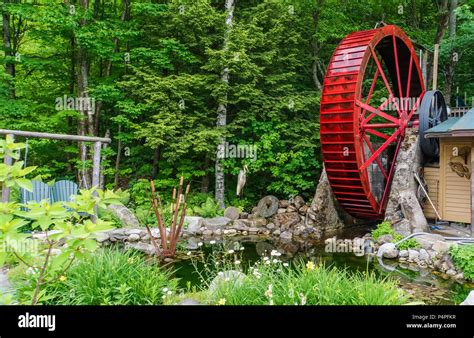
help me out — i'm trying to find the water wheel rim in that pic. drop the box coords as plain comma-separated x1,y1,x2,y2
419,90,448,159
321,25,425,219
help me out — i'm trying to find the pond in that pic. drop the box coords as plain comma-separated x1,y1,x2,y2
171,233,473,305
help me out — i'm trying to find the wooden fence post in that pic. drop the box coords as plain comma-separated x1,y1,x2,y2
2,134,14,202
91,141,102,189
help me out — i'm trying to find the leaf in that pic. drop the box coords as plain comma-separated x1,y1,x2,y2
14,178,33,192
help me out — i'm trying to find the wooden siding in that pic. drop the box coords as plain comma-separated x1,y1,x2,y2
439,139,472,223
422,167,440,219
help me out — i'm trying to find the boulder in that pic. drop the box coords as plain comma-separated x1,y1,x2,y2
399,249,409,258
384,129,428,233
298,205,309,215
377,234,394,244
255,195,279,218
293,196,305,209
125,242,156,256
383,247,399,259
278,200,289,208
107,204,140,228
415,234,445,250
432,240,452,254
418,248,430,262
127,233,141,242
203,217,231,230
306,169,354,235
392,219,411,237
224,207,240,220
185,216,204,234
280,231,293,240
232,220,250,231
408,249,419,261
246,216,268,227
272,212,300,230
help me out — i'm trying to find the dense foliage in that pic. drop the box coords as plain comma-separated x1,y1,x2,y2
11,249,178,304
371,221,419,250
1,0,473,208
199,257,408,305
449,244,474,281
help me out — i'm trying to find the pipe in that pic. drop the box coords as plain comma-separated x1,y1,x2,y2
414,172,441,219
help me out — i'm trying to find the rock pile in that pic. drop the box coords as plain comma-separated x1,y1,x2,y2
374,233,465,281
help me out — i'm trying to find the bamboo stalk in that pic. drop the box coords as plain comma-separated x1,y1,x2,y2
150,180,168,253
170,177,184,242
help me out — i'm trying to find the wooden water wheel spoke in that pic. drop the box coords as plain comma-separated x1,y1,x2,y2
362,135,388,179
364,128,391,140
361,96,393,124
405,55,414,112
369,46,402,117
357,100,400,125
360,128,401,171
407,96,421,121
392,34,404,104
321,25,424,219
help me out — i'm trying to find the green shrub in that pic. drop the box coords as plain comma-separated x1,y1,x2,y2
371,221,419,250
189,197,223,218
197,257,408,305
12,249,178,305
449,244,474,281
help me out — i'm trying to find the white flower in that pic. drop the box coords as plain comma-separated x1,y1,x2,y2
210,240,216,245
272,259,280,264
300,293,307,305
283,262,289,267
198,242,203,247
240,246,245,251
265,260,271,265
163,288,169,293
167,290,173,296
263,256,270,261
218,271,224,276
270,250,281,257
227,249,235,254
234,260,241,265
187,251,192,256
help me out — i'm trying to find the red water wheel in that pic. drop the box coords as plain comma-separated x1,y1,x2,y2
320,25,425,219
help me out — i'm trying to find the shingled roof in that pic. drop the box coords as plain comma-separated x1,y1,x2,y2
425,108,474,138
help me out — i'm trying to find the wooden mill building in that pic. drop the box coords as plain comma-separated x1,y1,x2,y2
423,108,474,231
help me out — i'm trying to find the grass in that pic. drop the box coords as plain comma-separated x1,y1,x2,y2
193,251,409,305
372,221,419,250
11,249,178,305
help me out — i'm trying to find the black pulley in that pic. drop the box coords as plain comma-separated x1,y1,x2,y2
419,90,448,160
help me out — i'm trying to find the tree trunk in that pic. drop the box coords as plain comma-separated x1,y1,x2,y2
76,0,91,188
201,157,210,193
151,147,160,179
114,124,123,189
426,0,449,89
310,0,324,90
444,0,458,106
215,0,235,209
2,0,15,98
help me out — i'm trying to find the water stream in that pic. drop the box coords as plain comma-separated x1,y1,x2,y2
171,233,473,305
